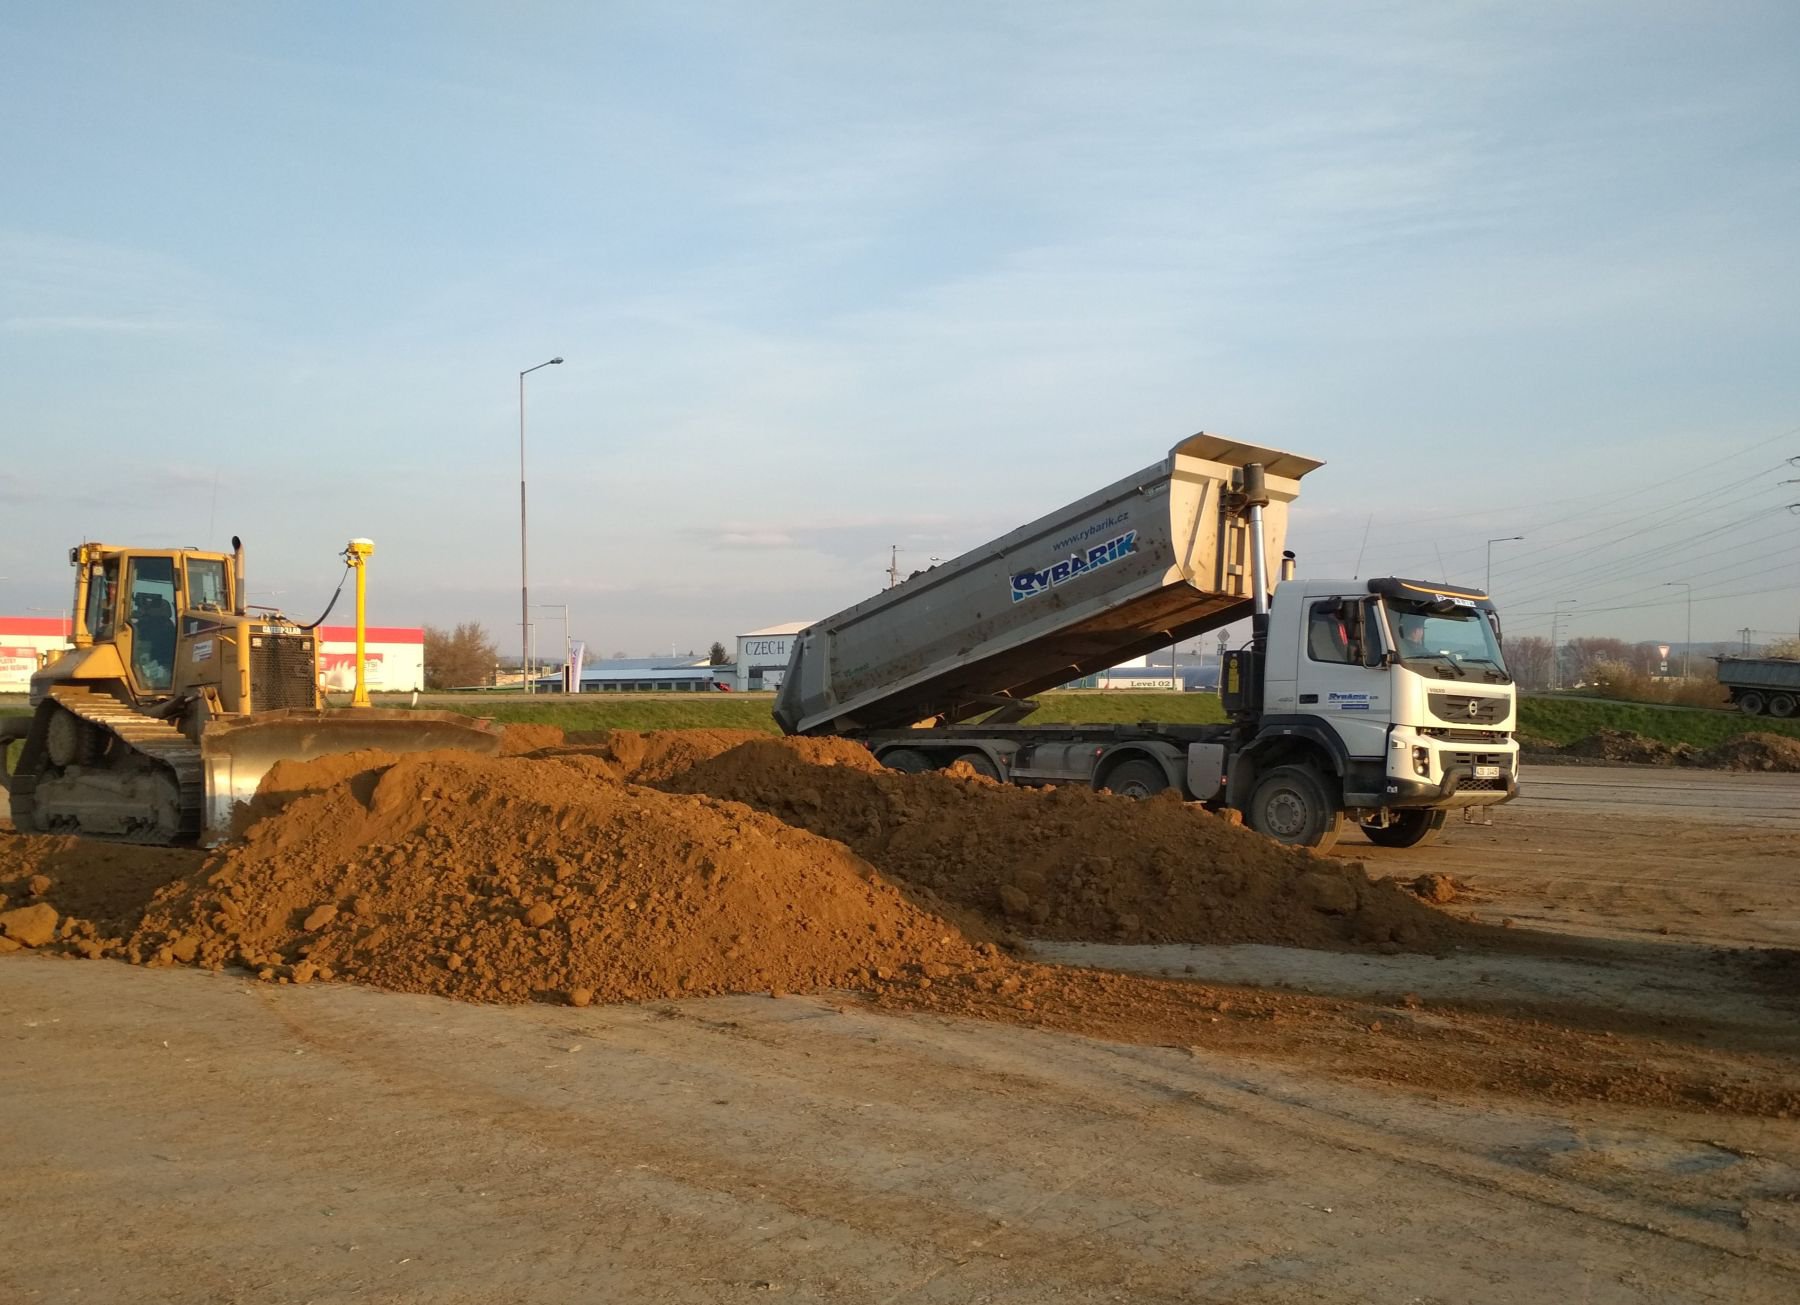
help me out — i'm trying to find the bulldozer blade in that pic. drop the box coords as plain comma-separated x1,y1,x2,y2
199,709,504,842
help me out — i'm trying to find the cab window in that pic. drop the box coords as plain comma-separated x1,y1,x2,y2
187,558,229,611
1306,600,1361,664
86,559,120,640
126,556,178,691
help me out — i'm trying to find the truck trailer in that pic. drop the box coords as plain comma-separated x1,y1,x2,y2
773,433,1519,851
1714,655,1800,717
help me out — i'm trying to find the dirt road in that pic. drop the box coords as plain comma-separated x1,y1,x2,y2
4,957,1798,1305
2,763,1798,1302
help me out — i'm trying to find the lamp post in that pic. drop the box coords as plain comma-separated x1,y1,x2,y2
518,356,564,694
1485,535,1523,595
1550,599,1578,691
1663,582,1692,679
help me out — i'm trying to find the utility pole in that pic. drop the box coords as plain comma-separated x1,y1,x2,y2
1550,600,1578,691
886,545,902,589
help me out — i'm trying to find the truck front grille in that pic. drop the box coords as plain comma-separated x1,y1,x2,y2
250,634,316,711
1428,693,1508,725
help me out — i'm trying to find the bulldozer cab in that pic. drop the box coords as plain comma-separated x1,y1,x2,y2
67,545,252,708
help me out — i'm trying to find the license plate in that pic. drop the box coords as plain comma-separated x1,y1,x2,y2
1474,764,1501,780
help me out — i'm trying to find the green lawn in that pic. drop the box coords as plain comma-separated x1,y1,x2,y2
1515,695,1800,748
12,688,1790,750
450,691,1231,733
463,690,1795,750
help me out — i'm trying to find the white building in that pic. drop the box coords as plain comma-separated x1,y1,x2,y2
316,625,425,693
0,617,425,694
735,623,810,692
0,616,72,692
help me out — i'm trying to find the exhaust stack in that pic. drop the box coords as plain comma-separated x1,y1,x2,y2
1280,550,1296,583
231,535,246,615
1241,463,1271,646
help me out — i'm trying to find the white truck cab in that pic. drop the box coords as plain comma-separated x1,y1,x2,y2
1224,575,1519,847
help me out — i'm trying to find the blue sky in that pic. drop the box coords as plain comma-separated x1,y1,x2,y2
3,1,1797,656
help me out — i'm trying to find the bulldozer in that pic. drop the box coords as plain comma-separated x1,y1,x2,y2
1,537,501,844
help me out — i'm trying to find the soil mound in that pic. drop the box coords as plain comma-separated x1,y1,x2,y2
662,741,1458,952
1700,732,1800,772
496,722,566,755
550,728,785,783
1558,728,1697,766
127,750,986,1004
0,836,200,956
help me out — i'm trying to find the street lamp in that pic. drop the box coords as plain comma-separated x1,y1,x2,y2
1663,582,1692,679
1550,599,1578,691
1485,536,1523,595
518,356,564,694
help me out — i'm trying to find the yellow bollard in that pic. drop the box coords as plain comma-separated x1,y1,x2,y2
343,538,375,708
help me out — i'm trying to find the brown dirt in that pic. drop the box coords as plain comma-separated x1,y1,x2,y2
1702,731,1800,771
863,959,1800,1118
125,749,989,1004
1529,727,1800,772
660,739,1463,952
0,836,200,950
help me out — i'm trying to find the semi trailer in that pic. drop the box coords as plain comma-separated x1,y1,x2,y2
773,433,1519,851
1714,655,1800,717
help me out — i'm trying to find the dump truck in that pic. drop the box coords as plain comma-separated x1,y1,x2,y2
1,538,500,844
773,433,1519,851
1714,654,1800,717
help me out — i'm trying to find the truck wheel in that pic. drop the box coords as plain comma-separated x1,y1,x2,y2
881,748,935,774
1101,758,1170,799
1360,809,1447,848
1248,765,1344,852
1770,693,1798,719
952,750,1001,780
1738,692,1766,716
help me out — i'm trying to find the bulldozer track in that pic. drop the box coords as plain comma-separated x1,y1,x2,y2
10,687,203,842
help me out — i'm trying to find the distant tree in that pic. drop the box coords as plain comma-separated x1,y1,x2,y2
1505,635,1550,689
424,622,498,689
1767,636,1800,659
611,649,628,660
708,641,732,665
1564,637,1632,686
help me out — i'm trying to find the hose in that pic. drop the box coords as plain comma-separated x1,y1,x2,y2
297,566,352,631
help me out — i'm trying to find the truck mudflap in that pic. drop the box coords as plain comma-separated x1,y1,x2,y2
199,709,504,843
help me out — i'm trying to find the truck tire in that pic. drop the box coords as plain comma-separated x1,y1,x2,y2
1738,692,1766,716
1101,758,1169,799
1770,693,1797,719
1248,765,1344,852
881,748,935,774
952,750,1001,780
1360,809,1447,848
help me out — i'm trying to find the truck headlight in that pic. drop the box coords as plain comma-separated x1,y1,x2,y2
1411,746,1431,777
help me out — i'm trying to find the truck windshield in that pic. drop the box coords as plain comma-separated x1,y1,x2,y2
1388,600,1510,682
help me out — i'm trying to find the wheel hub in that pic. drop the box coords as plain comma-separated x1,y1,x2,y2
1263,788,1308,838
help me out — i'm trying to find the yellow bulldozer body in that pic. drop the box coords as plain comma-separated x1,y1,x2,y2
3,540,501,844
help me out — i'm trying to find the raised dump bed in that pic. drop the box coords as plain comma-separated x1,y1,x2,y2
775,434,1321,736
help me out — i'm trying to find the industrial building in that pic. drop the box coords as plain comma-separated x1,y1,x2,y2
735,623,809,692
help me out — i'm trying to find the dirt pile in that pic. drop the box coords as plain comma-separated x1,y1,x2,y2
662,740,1459,952
124,749,987,1003
0,837,200,957
1699,732,1800,772
1557,728,1698,766
1531,727,1800,772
